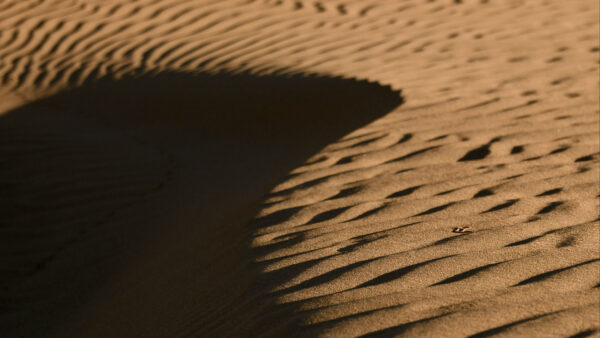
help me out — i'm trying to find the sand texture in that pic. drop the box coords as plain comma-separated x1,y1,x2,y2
0,0,598,337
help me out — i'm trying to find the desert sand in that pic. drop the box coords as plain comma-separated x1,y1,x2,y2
0,0,598,337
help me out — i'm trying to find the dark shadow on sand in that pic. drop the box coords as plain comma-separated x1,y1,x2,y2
0,70,402,337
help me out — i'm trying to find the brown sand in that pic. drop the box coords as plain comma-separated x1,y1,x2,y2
0,0,598,337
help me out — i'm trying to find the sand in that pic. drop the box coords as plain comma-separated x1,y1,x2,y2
0,0,598,337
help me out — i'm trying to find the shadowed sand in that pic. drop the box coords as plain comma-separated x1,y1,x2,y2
0,0,599,337
0,71,402,336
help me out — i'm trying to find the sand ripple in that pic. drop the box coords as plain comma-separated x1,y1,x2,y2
0,0,598,336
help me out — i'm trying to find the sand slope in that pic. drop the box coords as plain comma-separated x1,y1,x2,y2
0,0,598,337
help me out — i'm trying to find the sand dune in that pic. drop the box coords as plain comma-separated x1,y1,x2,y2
0,0,598,337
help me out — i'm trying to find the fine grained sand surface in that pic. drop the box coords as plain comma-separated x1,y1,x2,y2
0,0,598,337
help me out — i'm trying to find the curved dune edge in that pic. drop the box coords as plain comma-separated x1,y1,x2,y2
0,70,403,337
1,0,599,337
